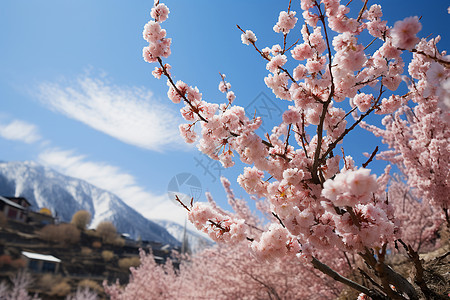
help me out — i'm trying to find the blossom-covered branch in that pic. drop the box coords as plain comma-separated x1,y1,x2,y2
140,0,449,298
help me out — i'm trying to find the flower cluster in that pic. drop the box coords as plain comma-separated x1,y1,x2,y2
322,168,377,207
241,30,257,45
391,16,422,50
142,19,171,63
251,223,301,260
187,202,247,245
273,11,298,34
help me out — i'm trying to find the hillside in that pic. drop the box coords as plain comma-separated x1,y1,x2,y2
0,161,180,246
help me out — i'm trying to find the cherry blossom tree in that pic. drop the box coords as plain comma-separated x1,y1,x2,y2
105,243,348,300
105,178,445,300
388,175,443,253
0,271,40,300
139,0,449,299
105,178,352,299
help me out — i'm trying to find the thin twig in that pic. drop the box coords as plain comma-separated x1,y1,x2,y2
319,84,384,164
311,1,336,185
311,257,386,299
284,124,292,155
357,0,369,22
362,146,379,168
364,37,378,50
175,195,191,212
272,212,285,228
158,58,208,122
208,219,229,232
359,268,385,292
409,48,450,67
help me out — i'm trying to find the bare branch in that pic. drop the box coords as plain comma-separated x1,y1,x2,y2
311,257,387,300
357,0,369,22
272,212,286,228
362,146,379,168
175,195,191,212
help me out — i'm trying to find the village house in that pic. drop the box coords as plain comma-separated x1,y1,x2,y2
21,251,61,274
0,196,30,222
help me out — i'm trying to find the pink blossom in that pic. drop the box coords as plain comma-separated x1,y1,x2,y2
142,45,157,63
293,64,308,80
282,109,301,124
300,0,315,11
366,4,383,20
380,42,401,59
264,72,290,99
291,43,313,61
306,57,326,74
345,169,378,199
391,16,422,50
353,93,373,112
273,11,298,34
426,62,447,85
437,77,450,114
303,10,319,27
261,47,271,58
305,106,322,125
281,168,305,186
322,168,378,206
332,33,366,71
382,74,402,91
251,223,300,260
186,86,202,102
271,44,283,56
266,54,287,73
327,5,360,34
323,0,340,17
167,80,187,104
309,27,326,54
366,19,388,38
226,91,236,104
241,30,257,45
142,20,172,63
150,3,169,22
323,155,341,179
219,150,235,168
187,202,246,245
152,67,163,79
143,21,165,43
332,32,357,52
237,167,266,197
218,80,231,93
179,124,197,143
151,63,170,79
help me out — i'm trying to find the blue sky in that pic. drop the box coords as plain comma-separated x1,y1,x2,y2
0,0,448,229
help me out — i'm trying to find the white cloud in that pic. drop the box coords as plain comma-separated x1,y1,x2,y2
0,120,41,144
37,74,185,152
37,148,196,229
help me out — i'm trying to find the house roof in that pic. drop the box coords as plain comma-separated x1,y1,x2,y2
0,195,25,210
21,251,61,263
5,196,31,207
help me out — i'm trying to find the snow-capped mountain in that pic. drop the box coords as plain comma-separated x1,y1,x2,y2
155,219,214,253
0,161,180,246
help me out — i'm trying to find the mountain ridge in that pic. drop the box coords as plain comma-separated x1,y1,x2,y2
0,160,180,246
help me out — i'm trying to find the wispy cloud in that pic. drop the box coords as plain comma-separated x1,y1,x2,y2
0,120,41,144
37,148,193,228
37,74,185,152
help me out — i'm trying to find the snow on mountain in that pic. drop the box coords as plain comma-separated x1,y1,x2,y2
0,161,180,246
154,219,214,253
